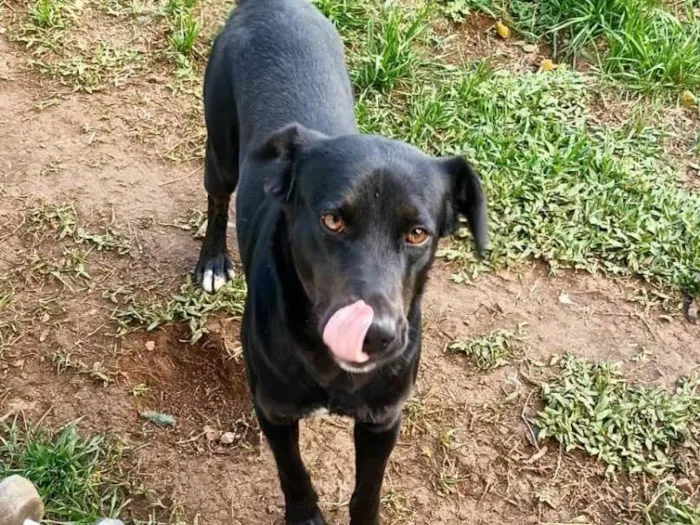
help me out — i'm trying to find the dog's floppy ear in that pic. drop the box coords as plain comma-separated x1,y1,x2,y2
440,156,488,255
254,122,327,202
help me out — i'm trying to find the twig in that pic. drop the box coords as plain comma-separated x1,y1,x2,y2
521,389,539,450
158,165,201,186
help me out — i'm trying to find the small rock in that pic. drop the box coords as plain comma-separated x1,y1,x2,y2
144,341,156,351
522,43,537,53
41,313,50,323
204,425,220,442
558,291,573,305
220,431,236,445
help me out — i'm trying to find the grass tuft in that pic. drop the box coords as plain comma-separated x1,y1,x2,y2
535,354,700,477
448,326,525,370
352,4,428,92
112,274,246,343
0,423,131,523
643,483,700,525
466,0,700,93
27,0,71,30
163,0,202,75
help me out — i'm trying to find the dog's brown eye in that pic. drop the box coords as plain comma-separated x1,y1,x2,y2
406,228,429,245
322,213,345,233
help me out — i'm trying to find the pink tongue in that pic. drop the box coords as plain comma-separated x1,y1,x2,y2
323,300,374,364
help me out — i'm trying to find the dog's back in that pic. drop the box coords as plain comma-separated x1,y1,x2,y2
206,0,357,155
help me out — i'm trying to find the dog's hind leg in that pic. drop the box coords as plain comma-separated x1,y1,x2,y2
195,119,239,292
257,412,326,525
350,419,401,525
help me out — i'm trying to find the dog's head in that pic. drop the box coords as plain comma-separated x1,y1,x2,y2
255,123,487,373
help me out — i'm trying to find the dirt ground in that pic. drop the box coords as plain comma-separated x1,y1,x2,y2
1,5,699,525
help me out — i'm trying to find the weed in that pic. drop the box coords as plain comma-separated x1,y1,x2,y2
436,0,495,23
163,0,202,76
30,202,77,239
535,354,700,476
30,45,142,92
164,0,197,17
352,5,428,92
603,5,700,93
130,383,150,397
27,0,70,30
28,202,132,254
0,423,131,523
112,274,246,343
448,325,526,370
494,0,700,92
435,428,463,495
16,0,74,56
0,290,21,358
77,228,131,255
402,392,443,436
313,0,368,30
381,490,414,521
168,10,201,56
642,482,700,524
171,208,206,235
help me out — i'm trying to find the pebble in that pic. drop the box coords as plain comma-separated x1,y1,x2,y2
204,425,220,442
145,341,156,351
220,432,236,445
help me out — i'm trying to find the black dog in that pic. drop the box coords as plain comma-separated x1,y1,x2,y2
195,0,487,523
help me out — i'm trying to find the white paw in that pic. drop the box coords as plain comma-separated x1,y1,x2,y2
213,272,228,291
202,269,215,293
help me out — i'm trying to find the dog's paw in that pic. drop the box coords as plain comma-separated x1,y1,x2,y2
195,252,235,293
287,514,326,525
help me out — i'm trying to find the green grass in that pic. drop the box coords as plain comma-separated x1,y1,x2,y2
357,63,700,293
352,5,429,92
448,326,525,370
27,0,70,29
535,354,700,477
29,202,132,254
112,274,246,343
313,0,368,30
447,0,700,93
163,0,201,74
0,423,131,523
644,483,700,525
436,0,495,23
603,5,700,93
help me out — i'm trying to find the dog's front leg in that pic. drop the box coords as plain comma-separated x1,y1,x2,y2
257,412,326,525
350,418,401,525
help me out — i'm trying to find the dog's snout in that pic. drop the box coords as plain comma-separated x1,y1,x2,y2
362,315,406,356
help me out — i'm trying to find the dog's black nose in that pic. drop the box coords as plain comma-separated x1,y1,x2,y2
363,319,400,356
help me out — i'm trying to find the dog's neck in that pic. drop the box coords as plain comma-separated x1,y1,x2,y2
271,213,315,335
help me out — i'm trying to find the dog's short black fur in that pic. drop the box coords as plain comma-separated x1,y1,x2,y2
195,0,487,523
